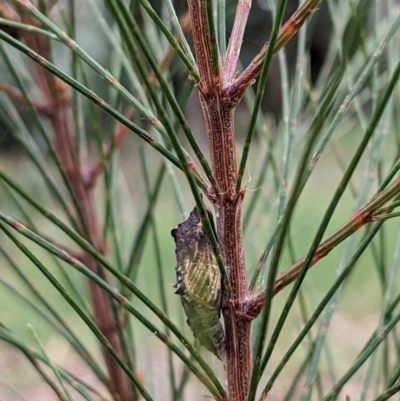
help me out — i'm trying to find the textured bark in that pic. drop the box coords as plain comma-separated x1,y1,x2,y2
199,91,251,400
186,0,253,398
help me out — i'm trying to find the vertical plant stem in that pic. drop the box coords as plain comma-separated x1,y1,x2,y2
4,10,134,399
187,0,252,399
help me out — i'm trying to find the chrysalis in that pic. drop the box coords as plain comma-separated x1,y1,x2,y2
171,207,225,361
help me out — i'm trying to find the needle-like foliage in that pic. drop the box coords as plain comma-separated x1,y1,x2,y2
0,1,400,400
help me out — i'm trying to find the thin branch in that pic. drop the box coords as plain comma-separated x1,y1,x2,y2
187,0,221,95
222,0,252,87
123,0,200,83
0,82,52,116
0,29,187,173
245,176,400,317
147,10,192,85
258,221,383,400
225,0,322,101
85,107,133,189
0,17,58,40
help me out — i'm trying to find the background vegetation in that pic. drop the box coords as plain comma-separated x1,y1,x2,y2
1,0,400,400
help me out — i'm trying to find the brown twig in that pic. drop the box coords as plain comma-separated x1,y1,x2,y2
0,82,53,116
148,11,192,85
86,11,192,190
244,175,400,318
85,107,133,189
222,0,252,87
225,0,321,101
13,7,135,401
187,0,221,96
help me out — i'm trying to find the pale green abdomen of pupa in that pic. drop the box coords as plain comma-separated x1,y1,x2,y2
171,207,225,361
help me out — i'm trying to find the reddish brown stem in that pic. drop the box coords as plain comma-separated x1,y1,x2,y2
86,107,133,189
49,82,134,401
187,0,334,397
188,1,251,399
202,93,250,397
15,12,135,401
0,82,52,116
187,0,220,95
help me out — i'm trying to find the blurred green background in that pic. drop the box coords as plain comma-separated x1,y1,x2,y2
1,0,399,400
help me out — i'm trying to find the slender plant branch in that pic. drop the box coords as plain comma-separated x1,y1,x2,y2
0,220,154,401
226,0,322,100
245,174,400,317
223,0,252,86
